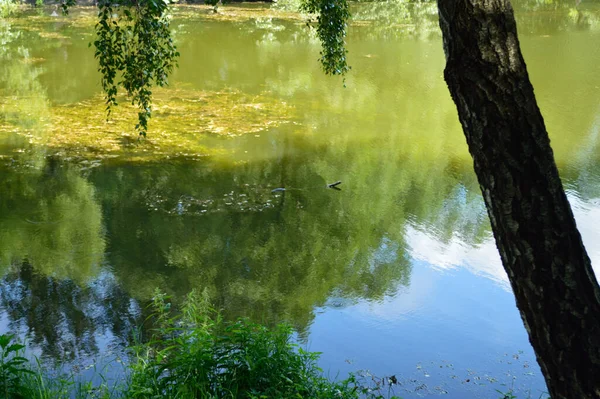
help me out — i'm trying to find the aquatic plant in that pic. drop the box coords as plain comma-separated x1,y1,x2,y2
1,86,294,162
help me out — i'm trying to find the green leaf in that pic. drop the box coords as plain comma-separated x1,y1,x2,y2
6,344,25,354
0,334,13,349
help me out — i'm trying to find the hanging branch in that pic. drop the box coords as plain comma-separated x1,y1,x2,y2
93,0,179,136
300,0,351,77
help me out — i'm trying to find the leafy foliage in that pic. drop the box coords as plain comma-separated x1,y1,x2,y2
127,290,399,399
0,334,33,399
60,0,77,15
300,0,351,76
93,0,179,136
89,0,350,135
0,0,19,18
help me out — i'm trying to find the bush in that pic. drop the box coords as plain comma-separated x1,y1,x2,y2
126,290,393,398
0,0,19,18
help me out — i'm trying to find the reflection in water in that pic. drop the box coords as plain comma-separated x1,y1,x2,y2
0,163,105,282
0,23,49,168
0,3,600,397
89,152,417,332
0,263,139,364
408,192,600,293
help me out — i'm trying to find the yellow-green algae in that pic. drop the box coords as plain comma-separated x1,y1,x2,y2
6,4,305,29
6,7,99,30
4,3,417,33
172,4,304,23
1,86,295,162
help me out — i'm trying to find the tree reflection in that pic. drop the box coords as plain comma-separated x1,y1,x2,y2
0,163,105,281
86,117,489,336
0,262,140,363
0,162,117,361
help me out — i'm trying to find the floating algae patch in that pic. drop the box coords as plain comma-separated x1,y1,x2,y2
171,4,430,31
144,183,284,217
8,5,303,31
172,4,304,24
22,86,295,162
5,3,436,38
18,57,46,65
7,7,99,30
37,31,70,40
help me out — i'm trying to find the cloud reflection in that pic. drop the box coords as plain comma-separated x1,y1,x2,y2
407,192,600,291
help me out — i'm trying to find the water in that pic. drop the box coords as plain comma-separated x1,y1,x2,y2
1,2,600,397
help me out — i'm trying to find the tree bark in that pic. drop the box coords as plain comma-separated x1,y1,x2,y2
435,0,600,397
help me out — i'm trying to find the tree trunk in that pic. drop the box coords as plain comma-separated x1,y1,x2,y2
435,0,600,397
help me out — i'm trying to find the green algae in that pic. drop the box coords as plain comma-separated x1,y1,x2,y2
4,3,416,37
173,4,305,23
1,5,304,164
6,4,304,31
1,86,295,163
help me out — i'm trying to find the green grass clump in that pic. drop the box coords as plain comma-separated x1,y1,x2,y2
0,333,32,398
1,334,116,399
126,290,387,398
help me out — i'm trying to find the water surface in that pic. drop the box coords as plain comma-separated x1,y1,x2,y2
1,2,600,397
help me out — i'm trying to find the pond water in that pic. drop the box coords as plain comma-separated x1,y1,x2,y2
1,2,600,398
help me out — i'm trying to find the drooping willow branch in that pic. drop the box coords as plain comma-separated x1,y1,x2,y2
89,0,349,136
94,0,179,136
300,0,351,77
